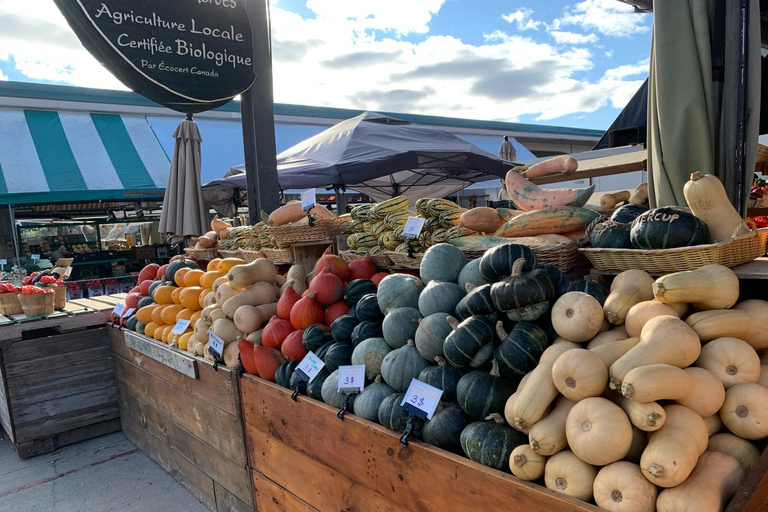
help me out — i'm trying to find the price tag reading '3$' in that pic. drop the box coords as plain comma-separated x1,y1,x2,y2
296,352,325,383
401,379,443,420
337,365,365,393
402,217,425,240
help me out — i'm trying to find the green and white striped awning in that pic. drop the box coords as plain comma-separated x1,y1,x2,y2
0,108,170,205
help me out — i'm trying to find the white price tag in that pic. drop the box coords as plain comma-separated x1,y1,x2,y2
400,379,443,419
301,189,316,211
337,365,365,393
31,254,40,261
122,308,136,319
297,351,325,383
63,267,73,279
402,217,425,240
171,319,191,335
0,259,7,265
112,303,125,317
208,331,225,357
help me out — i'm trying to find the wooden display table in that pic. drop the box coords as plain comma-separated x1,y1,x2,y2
108,327,253,512
0,298,119,458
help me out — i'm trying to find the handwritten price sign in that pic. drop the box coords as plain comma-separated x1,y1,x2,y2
402,217,425,240
171,319,191,335
337,365,365,393
297,352,325,383
301,189,317,211
400,379,442,419
112,303,125,318
208,331,225,358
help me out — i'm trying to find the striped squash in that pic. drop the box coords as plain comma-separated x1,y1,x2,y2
362,221,374,233
432,228,448,244
439,208,467,228
351,204,373,221
425,216,443,231
370,221,389,238
395,242,423,253
392,225,405,239
351,233,377,247
427,199,461,218
446,225,477,240
346,234,359,249
416,198,434,217
378,231,402,249
384,211,413,230
372,196,409,217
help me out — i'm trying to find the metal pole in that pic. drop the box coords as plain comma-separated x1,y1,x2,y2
241,0,280,225
334,185,347,214
8,205,20,268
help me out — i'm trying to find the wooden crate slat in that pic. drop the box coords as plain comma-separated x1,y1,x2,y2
4,345,111,379
5,327,108,362
251,470,319,512
7,359,114,398
13,385,117,424
214,481,253,512
14,401,120,443
124,331,197,379
10,372,117,409
0,309,109,346
726,445,768,512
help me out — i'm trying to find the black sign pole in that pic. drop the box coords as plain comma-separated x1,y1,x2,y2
242,0,280,225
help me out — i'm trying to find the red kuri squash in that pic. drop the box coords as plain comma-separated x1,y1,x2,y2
325,301,350,325
238,340,259,375
253,346,285,381
313,248,349,282
262,315,295,349
277,286,301,320
308,268,344,305
348,257,377,281
290,295,324,329
281,330,308,361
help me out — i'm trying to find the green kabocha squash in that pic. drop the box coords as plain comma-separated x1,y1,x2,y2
378,393,422,438
382,307,422,349
490,259,554,322
414,312,452,362
315,340,335,361
147,280,164,298
590,220,632,249
323,342,353,373
125,316,139,331
565,279,610,305
460,413,527,471
352,376,395,422
479,243,536,282
306,368,330,401
275,361,299,388
380,339,430,392
630,206,710,249
537,263,567,301
302,324,333,352
136,321,146,335
455,283,495,321
611,203,649,224
377,274,424,313
494,322,549,380
355,293,384,322
456,360,517,420
423,403,471,455
418,280,466,317
351,321,383,347
420,243,468,284
330,314,360,344
419,356,463,402
351,337,392,381
344,279,377,307
165,258,199,284
458,258,489,291
137,296,155,309
321,369,357,408
443,315,497,368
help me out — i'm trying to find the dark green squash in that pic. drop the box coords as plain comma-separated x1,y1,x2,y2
611,203,649,224
460,414,527,471
330,315,360,344
443,315,497,368
420,243,468,284
495,322,549,380
165,258,199,284
306,368,330,401
382,307,422,349
630,206,710,249
455,283,495,321
418,281,466,317
323,342,353,373
136,321,146,335
352,376,395,422
355,293,384,322
414,313,452,362
456,360,517,419
275,360,299,388
537,264,567,301
490,259,554,322
380,339,430,392
321,369,357,408
344,279,377,307
378,393,422,439
590,220,632,248
351,321,383,347
377,274,424,313
315,340,336,361
347,304,357,318
423,403,471,455
479,243,536,282
566,279,610,305
458,258,488,291
147,280,164,298
418,356,462,402
125,316,139,331
137,296,155,309
302,324,333,352
351,337,391,381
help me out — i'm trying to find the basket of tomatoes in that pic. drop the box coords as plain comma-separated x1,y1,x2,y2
18,285,55,317
0,283,22,315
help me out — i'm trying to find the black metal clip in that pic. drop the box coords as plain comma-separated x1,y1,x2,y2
400,415,419,447
212,360,219,371
290,378,307,401
406,238,415,258
235,354,245,378
337,392,355,420
307,210,315,226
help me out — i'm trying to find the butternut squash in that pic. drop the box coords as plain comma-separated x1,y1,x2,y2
185,334,198,353
758,363,768,387
216,282,243,306
695,337,761,389
551,292,604,342
605,391,665,432
609,315,700,389
621,365,725,418
600,190,631,209
528,397,576,456
508,341,580,432
593,462,658,512
544,450,597,502
623,300,681,338
687,300,768,350
222,340,241,367
221,281,277,318
203,292,217,308
246,329,262,345
551,349,607,401
628,183,648,205
522,155,578,178
233,302,278,334
458,207,505,233
211,317,243,345
509,445,547,481
590,337,641,369
653,264,739,310
586,326,629,349
720,383,768,440
655,451,747,512
193,318,209,344
684,171,750,242
504,169,594,211
565,397,633,466
503,372,533,433
603,270,654,325
640,405,708,487
227,258,277,290
708,433,762,472
704,413,724,436
212,276,230,293
285,264,307,286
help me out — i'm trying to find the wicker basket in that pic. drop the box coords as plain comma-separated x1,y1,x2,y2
18,291,55,317
184,247,220,260
218,249,242,259
267,219,343,244
53,286,66,310
340,250,392,268
460,238,589,273
240,250,266,262
385,251,424,269
263,248,295,264
581,222,768,273
0,293,23,315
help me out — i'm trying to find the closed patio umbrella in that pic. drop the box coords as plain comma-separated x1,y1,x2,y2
499,136,517,162
159,118,210,241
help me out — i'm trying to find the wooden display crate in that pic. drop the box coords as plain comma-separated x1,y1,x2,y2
108,326,253,512
240,375,768,512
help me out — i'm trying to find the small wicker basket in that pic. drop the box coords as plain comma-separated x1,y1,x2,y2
267,219,343,244
240,250,266,262
218,250,242,259
0,293,23,316
184,247,220,260
52,286,66,310
340,250,392,268
263,248,295,265
18,291,55,317
385,251,424,269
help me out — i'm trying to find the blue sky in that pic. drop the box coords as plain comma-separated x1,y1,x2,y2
0,0,652,131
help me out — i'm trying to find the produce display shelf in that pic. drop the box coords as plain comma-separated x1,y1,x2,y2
70,258,127,266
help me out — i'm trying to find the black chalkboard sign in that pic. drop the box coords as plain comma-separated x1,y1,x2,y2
54,0,257,113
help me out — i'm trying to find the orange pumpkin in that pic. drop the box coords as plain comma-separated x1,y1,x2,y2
174,267,192,287
183,269,205,287
180,286,204,311
153,285,175,305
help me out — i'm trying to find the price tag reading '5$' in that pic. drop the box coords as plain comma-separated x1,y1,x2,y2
402,217,425,240
301,189,316,211
401,379,443,420
337,365,365,393
297,352,325,383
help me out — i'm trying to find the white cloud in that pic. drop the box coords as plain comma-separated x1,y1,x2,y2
502,8,542,31
550,31,599,45
603,58,649,79
553,0,650,38
304,0,445,35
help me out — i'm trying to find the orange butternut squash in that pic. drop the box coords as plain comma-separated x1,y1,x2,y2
589,337,641,369
653,264,739,310
227,258,277,290
551,292,604,343
605,391,665,432
551,349,607,401
623,300,682,338
719,383,768,440
522,155,578,179
586,326,628,349
593,462,658,512
684,171,750,242
603,270,654,325
221,281,277,318
600,190,630,209
509,445,547,481
233,302,278,334
686,299,768,350
708,433,762,472
695,336,761,389
528,397,576,456
544,450,597,502
565,397,632,466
